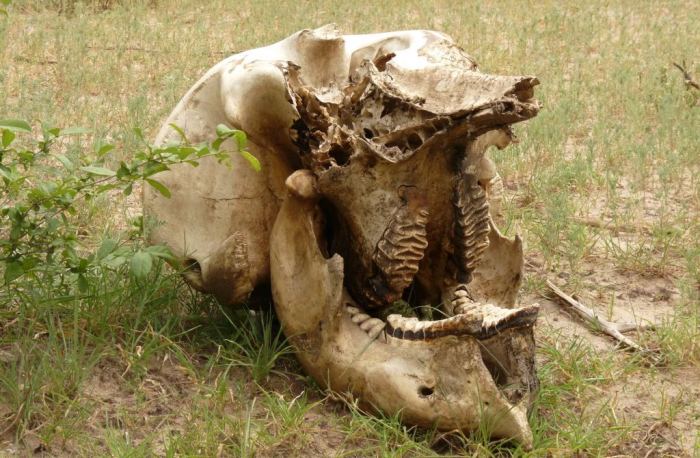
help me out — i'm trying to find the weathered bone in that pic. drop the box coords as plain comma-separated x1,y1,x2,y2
271,184,534,445
346,305,387,339
370,186,429,305
386,302,539,341
144,25,541,447
453,162,491,284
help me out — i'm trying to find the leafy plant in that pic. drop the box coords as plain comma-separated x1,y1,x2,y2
0,119,254,288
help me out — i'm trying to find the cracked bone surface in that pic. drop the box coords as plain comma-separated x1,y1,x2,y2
144,25,540,447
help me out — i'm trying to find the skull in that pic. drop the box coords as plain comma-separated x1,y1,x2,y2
144,25,541,447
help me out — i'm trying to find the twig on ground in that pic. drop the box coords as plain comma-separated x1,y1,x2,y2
575,217,650,235
672,61,700,90
616,322,655,333
15,56,58,65
545,279,649,352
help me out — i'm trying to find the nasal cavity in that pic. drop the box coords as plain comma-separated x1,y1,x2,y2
184,258,201,273
418,386,434,397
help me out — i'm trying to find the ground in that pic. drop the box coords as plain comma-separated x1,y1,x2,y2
0,0,699,456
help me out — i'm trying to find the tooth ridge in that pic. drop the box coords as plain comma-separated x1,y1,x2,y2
453,162,490,283
372,194,429,301
385,293,539,341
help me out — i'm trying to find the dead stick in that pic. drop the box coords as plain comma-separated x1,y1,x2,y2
672,61,700,90
574,217,650,235
545,280,645,351
616,322,655,333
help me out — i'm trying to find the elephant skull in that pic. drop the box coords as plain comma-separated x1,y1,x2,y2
144,25,541,447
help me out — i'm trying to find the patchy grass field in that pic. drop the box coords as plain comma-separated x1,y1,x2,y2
1,0,699,456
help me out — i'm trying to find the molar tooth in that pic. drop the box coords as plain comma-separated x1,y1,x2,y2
360,318,384,332
346,306,362,315
454,300,478,315
400,317,419,332
386,314,403,329
367,322,386,339
352,313,371,324
426,317,447,335
411,321,427,340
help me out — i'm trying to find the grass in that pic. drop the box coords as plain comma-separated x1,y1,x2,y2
1,0,699,456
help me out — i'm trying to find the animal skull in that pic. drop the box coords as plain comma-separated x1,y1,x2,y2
144,25,540,447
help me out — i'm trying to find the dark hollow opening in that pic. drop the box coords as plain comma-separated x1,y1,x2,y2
317,199,339,259
329,145,351,166
184,258,201,273
407,132,423,149
418,386,434,397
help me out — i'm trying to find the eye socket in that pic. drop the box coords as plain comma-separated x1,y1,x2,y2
418,386,434,397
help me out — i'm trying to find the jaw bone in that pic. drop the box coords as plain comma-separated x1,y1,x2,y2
271,171,535,447
143,25,542,446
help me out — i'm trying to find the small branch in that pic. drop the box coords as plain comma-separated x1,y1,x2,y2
574,217,650,235
545,279,647,352
672,61,700,90
15,56,58,65
616,322,655,333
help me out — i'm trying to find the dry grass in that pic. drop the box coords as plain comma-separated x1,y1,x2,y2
1,0,699,456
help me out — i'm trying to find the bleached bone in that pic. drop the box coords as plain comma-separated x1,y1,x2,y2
144,25,541,447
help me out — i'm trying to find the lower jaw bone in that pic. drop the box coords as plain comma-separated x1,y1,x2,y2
270,179,535,448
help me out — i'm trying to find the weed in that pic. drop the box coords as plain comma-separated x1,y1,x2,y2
221,309,294,384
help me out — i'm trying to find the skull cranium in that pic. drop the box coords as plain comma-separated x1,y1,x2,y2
144,25,541,447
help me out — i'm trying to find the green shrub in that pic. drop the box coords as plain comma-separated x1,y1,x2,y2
0,119,253,294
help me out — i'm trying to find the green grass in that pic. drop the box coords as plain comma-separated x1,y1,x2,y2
2,0,699,456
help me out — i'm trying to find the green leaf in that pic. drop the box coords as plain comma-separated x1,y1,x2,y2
132,127,146,143
232,131,247,150
77,274,89,292
96,143,115,157
56,154,73,169
46,217,60,233
215,124,237,137
145,245,175,261
239,150,261,172
96,238,118,260
123,183,133,196
145,178,171,198
174,145,196,160
46,127,61,138
211,137,224,151
168,123,189,143
130,251,153,279
4,261,23,283
142,162,169,178
145,248,174,264
17,149,34,163
0,119,31,133
1,129,15,147
80,166,115,177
